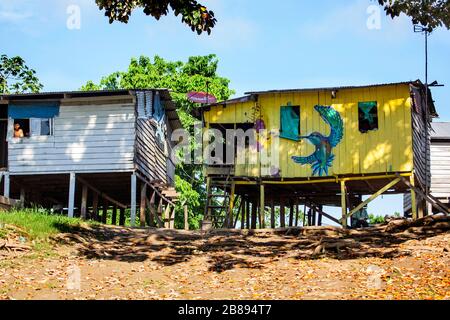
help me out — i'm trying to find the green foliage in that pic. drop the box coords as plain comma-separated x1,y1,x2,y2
368,214,386,225
82,54,234,229
0,54,43,94
377,0,450,30
96,0,216,34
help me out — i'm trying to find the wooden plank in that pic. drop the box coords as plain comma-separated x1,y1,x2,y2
3,172,10,198
130,173,137,227
80,184,88,220
68,172,76,218
169,206,176,229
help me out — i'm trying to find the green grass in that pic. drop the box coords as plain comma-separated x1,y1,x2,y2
0,208,97,241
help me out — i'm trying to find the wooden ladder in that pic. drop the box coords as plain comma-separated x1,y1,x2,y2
205,175,233,229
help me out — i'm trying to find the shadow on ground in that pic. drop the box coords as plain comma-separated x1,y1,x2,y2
51,215,450,273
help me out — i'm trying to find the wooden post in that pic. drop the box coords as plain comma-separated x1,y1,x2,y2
270,199,275,229
111,205,117,225
295,203,299,227
157,198,163,227
184,205,189,231
102,199,108,224
164,203,171,229
312,206,316,226
280,198,286,228
251,201,257,229
228,182,236,228
3,172,10,199
68,172,76,218
139,183,147,227
341,180,347,228
260,184,265,229
289,202,294,227
80,184,88,220
149,191,156,227
130,173,137,227
245,199,250,229
92,193,99,221
20,188,26,206
170,206,176,229
241,198,246,230
303,202,307,227
318,205,323,226
119,207,125,226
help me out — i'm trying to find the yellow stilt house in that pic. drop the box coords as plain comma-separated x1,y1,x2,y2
200,81,439,229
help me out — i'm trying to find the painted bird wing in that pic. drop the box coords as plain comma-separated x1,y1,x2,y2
315,105,344,148
292,153,317,165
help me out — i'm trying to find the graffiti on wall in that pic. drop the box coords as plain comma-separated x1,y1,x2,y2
292,105,344,177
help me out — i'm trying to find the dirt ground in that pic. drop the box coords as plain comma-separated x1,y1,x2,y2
1,220,450,300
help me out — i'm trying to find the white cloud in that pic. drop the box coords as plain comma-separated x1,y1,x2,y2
0,10,32,23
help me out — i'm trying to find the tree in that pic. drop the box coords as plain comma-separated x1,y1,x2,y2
81,54,234,229
0,54,43,94
95,0,216,34
377,0,450,30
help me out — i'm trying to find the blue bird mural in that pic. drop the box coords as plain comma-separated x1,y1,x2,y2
292,105,344,177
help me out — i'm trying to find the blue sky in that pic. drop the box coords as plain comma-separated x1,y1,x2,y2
1,0,449,219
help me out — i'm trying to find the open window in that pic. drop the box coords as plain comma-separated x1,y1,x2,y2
358,101,378,133
9,102,59,139
280,104,300,141
13,118,53,138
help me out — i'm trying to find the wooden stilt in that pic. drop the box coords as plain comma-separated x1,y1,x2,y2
20,188,26,206
260,184,265,229
157,198,163,227
149,191,156,227
280,198,286,228
289,202,294,227
92,193,99,221
80,184,88,220
164,203,171,228
111,205,117,225
184,205,189,231
318,205,323,226
139,183,147,227
303,202,307,226
245,199,250,229
295,202,299,227
251,201,257,229
68,172,76,218
130,173,137,227
102,199,108,224
169,206,176,229
119,207,125,226
228,182,236,228
270,199,275,229
341,180,347,228
241,198,246,230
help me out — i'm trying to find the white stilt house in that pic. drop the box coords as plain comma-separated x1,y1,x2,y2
0,89,180,227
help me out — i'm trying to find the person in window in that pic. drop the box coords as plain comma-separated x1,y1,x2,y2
14,123,24,138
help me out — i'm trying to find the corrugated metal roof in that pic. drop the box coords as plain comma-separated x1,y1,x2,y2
431,122,450,139
0,89,183,130
244,81,414,95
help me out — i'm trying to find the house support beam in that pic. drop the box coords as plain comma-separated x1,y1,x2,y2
260,184,265,229
346,178,402,220
140,183,147,227
340,180,347,228
130,173,137,227
80,184,88,220
68,172,76,218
